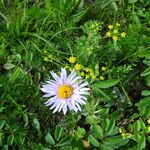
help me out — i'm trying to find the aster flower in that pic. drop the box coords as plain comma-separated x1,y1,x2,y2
41,68,90,115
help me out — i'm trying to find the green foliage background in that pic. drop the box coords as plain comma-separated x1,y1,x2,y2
0,0,150,149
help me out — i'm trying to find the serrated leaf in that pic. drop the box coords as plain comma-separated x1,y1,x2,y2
7,134,14,145
92,124,103,140
33,118,40,131
45,132,55,145
54,126,63,141
3,63,15,70
92,79,118,89
88,134,99,147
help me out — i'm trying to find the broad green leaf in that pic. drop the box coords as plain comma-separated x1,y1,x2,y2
92,124,103,140
0,120,5,129
7,134,14,145
141,90,150,96
137,134,146,150
75,127,86,139
88,134,99,147
133,120,142,133
33,118,40,131
54,126,63,141
86,115,98,125
45,132,55,145
105,119,116,136
111,2,118,11
92,79,118,89
3,63,15,70
103,135,129,149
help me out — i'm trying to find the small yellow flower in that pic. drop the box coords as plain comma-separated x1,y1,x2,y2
106,32,111,37
44,57,49,62
101,66,107,71
112,36,118,41
108,25,113,30
69,56,77,64
116,23,120,27
65,65,69,69
121,32,126,37
75,64,81,71
147,118,150,124
121,133,126,138
85,68,90,72
147,126,150,131
119,128,123,133
80,72,85,77
100,76,105,80
86,74,90,79
113,30,118,34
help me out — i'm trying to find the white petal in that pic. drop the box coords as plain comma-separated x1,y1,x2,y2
53,101,62,113
79,82,89,88
66,70,76,83
50,71,63,84
61,68,67,83
43,93,55,98
50,99,60,110
63,104,67,115
75,103,81,111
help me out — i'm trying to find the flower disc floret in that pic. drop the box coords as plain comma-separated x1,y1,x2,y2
58,85,73,99
41,68,90,114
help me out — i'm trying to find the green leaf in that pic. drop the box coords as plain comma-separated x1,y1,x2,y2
141,67,150,76
141,90,150,96
0,120,5,129
59,136,71,146
54,126,63,141
7,134,14,145
75,127,86,139
111,2,118,11
45,132,55,145
92,79,118,89
88,134,99,147
3,63,15,70
33,118,40,131
128,0,137,3
103,135,129,149
137,134,146,150
86,115,98,125
9,67,24,82
133,120,142,133
105,118,116,136
92,124,103,140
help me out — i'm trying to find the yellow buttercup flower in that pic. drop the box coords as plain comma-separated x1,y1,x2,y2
108,25,113,30
44,57,49,62
100,76,105,80
75,64,81,70
147,126,150,131
106,32,111,37
116,23,120,27
113,30,118,34
147,118,150,124
112,36,118,41
101,66,107,71
69,56,77,64
86,74,90,79
81,72,85,77
121,32,127,37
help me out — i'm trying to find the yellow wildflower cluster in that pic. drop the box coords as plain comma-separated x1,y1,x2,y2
106,23,127,41
147,118,150,132
43,50,53,62
118,127,132,139
91,22,99,32
99,66,107,80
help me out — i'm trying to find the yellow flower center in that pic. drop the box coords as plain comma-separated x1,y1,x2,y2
58,84,73,99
